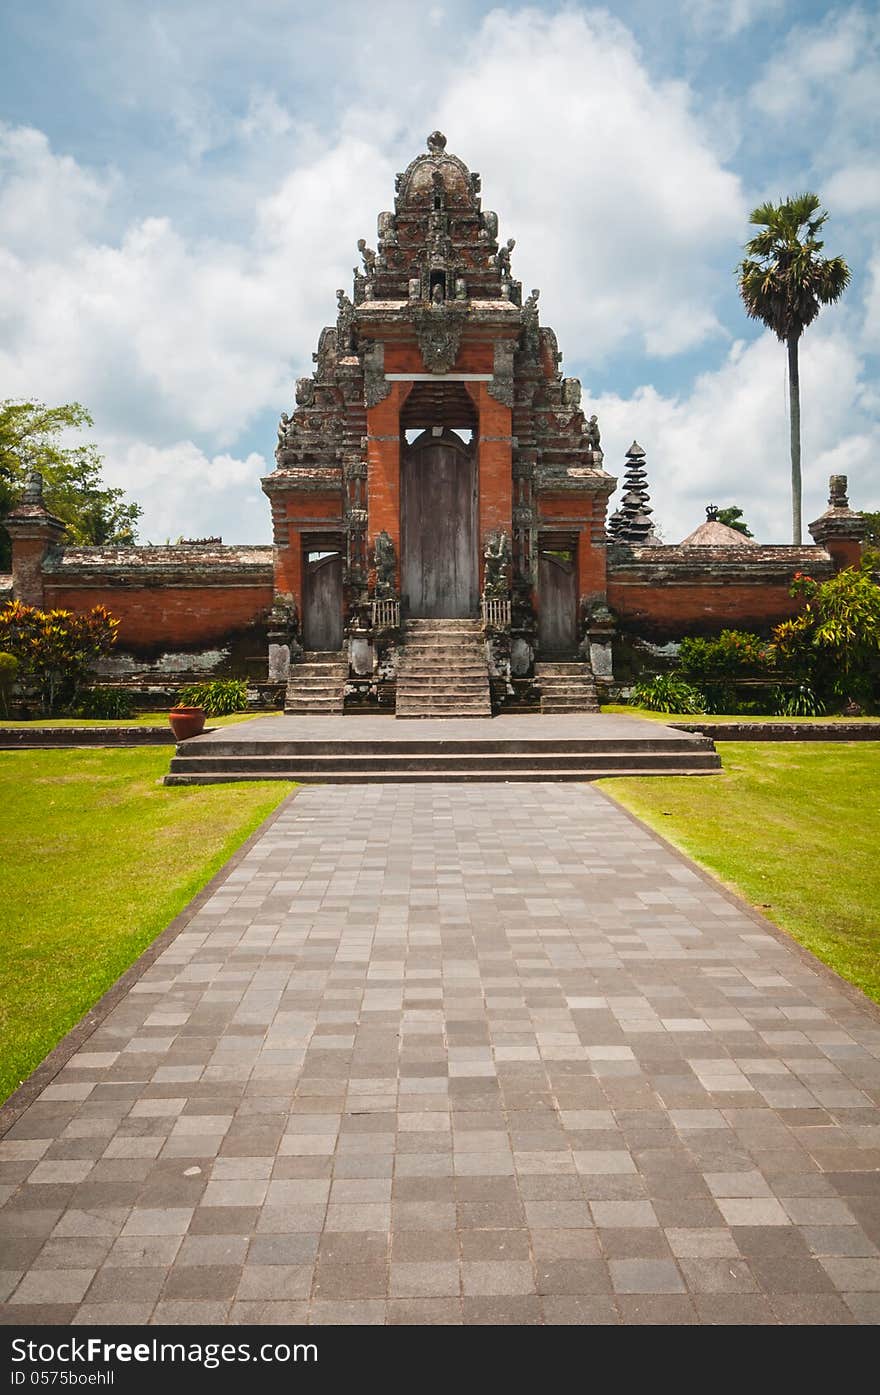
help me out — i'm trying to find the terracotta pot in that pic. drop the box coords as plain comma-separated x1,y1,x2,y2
168,706,206,741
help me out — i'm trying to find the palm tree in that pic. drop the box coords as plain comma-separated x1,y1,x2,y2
737,194,850,544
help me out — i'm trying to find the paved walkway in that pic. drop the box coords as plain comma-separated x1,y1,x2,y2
190,712,696,745
2,783,879,1326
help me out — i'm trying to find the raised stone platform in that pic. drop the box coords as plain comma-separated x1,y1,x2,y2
164,713,720,785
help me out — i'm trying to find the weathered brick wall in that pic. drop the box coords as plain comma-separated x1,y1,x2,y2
41,546,274,658
607,543,835,639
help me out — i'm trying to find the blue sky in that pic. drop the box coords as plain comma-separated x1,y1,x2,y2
0,0,877,544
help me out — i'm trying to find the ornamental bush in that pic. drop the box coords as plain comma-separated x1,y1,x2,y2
774,564,880,706
631,673,705,714
677,629,775,682
0,601,120,714
177,678,249,716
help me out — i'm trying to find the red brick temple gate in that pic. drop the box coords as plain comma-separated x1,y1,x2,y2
263,130,617,715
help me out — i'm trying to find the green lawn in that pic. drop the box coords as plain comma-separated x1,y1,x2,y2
599,742,880,1004
0,711,282,728
601,704,874,723
0,749,295,1102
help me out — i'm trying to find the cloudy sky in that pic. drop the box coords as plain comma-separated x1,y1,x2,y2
0,0,877,544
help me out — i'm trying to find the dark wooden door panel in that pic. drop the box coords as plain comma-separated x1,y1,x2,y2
538,550,577,654
303,551,343,651
401,437,477,618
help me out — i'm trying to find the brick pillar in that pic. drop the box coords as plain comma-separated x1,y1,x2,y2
6,472,66,608
467,382,513,590
808,474,866,571
366,382,412,588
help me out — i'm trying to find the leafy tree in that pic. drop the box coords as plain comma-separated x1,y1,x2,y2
0,600,120,714
737,195,850,545
860,510,880,549
774,564,880,706
0,400,142,569
714,506,753,538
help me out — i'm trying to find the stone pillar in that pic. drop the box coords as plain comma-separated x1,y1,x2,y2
808,475,866,570
6,472,66,608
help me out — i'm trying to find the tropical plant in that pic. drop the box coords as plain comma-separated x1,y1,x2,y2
631,674,705,714
0,400,142,569
0,600,120,714
774,564,880,705
177,678,249,716
678,630,775,682
772,683,826,717
0,651,18,717
714,506,753,538
76,686,137,719
737,195,850,544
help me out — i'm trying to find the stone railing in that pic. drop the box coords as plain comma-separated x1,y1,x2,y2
481,597,511,628
371,598,400,629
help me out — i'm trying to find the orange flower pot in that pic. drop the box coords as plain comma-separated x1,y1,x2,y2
168,706,206,740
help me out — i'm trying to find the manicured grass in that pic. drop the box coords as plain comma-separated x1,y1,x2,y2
0,749,295,1102
0,711,282,728
601,704,873,723
599,743,880,1004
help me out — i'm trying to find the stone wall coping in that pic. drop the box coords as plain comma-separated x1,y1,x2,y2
44,545,274,573
668,721,880,742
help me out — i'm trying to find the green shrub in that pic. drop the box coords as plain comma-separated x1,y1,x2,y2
773,684,826,717
0,652,18,717
177,678,249,716
0,600,120,713
774,564,880,706
678,629,775,682
76,686,136,719
631,674,705,714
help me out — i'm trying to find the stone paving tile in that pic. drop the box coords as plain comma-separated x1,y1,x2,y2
2,781,880,1326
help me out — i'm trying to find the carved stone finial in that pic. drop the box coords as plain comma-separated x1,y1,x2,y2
706,504,718,521
22,469,44,504
829,474,849,508
427,131,447,154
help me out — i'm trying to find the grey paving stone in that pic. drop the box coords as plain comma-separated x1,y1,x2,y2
3,780,879,1328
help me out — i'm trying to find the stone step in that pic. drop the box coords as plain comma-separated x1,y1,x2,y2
180,734,716,756
169,750,720,775
166,765,719,785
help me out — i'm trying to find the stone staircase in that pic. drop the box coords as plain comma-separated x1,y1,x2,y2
536,661,600,713
284,652,347,715
396,619,492,718
165,725,722,784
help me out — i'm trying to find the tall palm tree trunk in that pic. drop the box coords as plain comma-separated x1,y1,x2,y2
787,333,802,544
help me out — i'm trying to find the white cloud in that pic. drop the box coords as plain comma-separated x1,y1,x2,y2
586,321,877,543
749,6,880,181
431,9,745,362
102,439,268,543
0,124,116,257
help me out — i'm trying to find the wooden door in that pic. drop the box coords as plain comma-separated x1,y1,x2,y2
303,549,343,651
538,547,577,654
401,432,477,618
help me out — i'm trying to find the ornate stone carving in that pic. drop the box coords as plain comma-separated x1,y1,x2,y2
357,238,377,274
483,530,511,597
488,341,515,408
562,378,581,410
377,211,397,247
295,378,315,408
521,288,541,358
372,530,397,597
495,238,515,276
426,130,447,155
413,302,467,373
346,507,368,534
336,289,355,352
362,341,390,407
585,413,601,451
